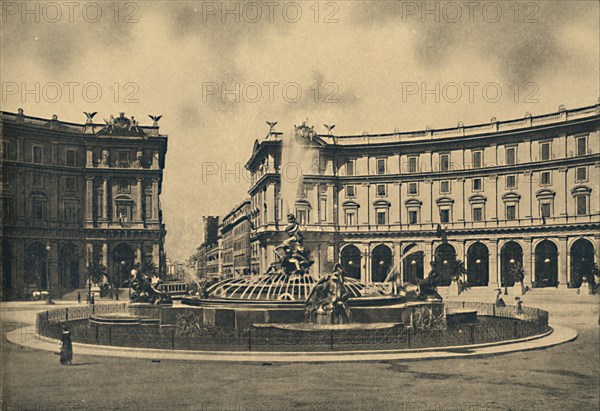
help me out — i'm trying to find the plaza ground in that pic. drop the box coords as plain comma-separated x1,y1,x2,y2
1,289,599,411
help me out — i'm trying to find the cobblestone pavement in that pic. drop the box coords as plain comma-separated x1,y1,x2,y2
2,291,598,411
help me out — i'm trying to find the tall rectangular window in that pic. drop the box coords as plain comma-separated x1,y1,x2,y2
540,171,551,185
118,151,130,168
346,160,355,176
345,209,356,225
506,175,517,189
473,178,482,191
319,197,327,221
64,202,77,223
408,157,418,173
376,184,386,197
297,209,308,225
540,142,551,161
577,136,587,156
440,209,450,223
66,150,76,166
440,180,450,194
33,146,42,164
66,177,75,191
473,207,483,222
32,199,45,220
408,182,418,195
506,204,517,220
576,167,587,182
376,210,388,225
346,185,356,198
32,173,42,187
472,151,482,168
1,142,8,159
408,210,418,225
506,146,517,165
440,154,450,171
541,203,551,218
377,158,386,175
576,196,587,215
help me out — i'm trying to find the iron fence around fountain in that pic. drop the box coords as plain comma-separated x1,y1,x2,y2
36,301,550,352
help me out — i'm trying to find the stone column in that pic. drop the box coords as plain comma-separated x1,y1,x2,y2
558,237,568,288
101,243,108,270
523,171,532,219
557,168,568,221
136,178,143,222
86,243,94,267
86,149,94,167
152,243,160,266
595,236,600,267
457,178,465,222
17,171,25,220
489,175,498,221
102,178,108,222
151,179,159,222
523,238,533,287
488,240,499,287
423,180,432,224
136,245,143,264
48,242,59,290
85,176,94,223
424,242,434,275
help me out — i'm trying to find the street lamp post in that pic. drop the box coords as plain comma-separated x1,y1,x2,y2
119,260,128,300
507,258,516,295
45,244,53,304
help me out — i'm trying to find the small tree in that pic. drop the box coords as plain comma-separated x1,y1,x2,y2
439,257,469,294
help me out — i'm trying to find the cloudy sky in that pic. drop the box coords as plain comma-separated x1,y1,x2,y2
2,1,598,260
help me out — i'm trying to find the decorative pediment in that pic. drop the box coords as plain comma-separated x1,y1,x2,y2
502,192,521,202
295,199,312,209
436,196,454,205
114,194,134,202
468,194,487,204
342,200,360,208
373,199,391,208
536,189,556,199
405,199,422,207
571,185,592,195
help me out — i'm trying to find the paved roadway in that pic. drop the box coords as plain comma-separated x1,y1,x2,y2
1,290,598,411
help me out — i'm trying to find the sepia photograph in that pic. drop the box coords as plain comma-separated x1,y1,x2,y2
1,1,599,410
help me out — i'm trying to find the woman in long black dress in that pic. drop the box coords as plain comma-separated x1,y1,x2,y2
60,326,73,365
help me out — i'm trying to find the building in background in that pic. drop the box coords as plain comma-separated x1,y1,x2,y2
245,103,600,289
220,199,252,277
0,110,168,300
190,216,220,279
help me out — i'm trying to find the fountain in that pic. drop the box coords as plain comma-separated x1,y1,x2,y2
179,121,447,331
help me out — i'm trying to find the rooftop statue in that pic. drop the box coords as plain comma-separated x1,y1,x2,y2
294,120,317,142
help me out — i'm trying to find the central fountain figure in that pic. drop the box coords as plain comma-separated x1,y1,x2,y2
273,213,314,275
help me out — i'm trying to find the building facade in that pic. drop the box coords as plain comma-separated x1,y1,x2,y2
190,216,220,279
245,103,600,289
220,199,252,277
0,110,168,300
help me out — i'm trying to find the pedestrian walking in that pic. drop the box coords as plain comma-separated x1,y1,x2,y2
59,326,72,365
77,292,81,304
